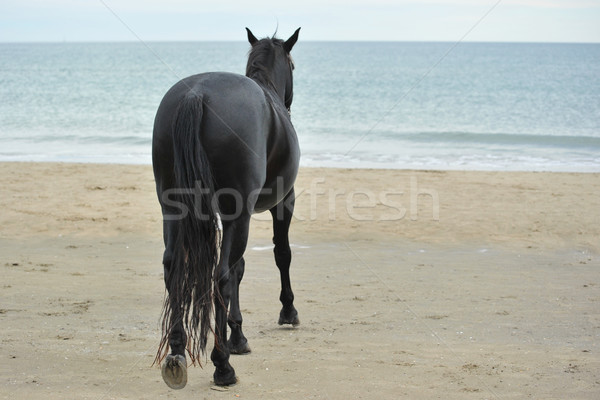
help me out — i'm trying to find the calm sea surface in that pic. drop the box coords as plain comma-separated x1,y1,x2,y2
1,41,599,171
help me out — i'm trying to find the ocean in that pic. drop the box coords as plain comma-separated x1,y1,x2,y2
1,41,599,171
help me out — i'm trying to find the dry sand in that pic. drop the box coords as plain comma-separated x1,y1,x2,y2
0,162,599,399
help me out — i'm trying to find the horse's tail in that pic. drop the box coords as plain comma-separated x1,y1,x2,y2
156,93,221,367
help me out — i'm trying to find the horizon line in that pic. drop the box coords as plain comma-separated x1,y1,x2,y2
1,39,599,45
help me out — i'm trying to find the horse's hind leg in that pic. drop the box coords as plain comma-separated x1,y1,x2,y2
270,188,300,326
211,214,251,386
227,257,251,354
160,219,188,390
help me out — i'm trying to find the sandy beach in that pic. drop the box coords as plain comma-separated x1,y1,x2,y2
1,162,599,399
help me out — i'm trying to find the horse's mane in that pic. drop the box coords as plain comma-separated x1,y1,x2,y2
245,37,285,90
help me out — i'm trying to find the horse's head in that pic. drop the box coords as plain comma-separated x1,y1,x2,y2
246,28,300,113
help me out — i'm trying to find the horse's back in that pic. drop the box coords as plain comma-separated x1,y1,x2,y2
153,72,267,145
153,72,269,183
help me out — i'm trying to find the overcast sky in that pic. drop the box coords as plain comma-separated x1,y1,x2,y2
1,0,599,43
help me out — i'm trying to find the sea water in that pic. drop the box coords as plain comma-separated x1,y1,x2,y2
1,41,599,171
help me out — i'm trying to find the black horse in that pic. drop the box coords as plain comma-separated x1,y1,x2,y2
152,28,301,388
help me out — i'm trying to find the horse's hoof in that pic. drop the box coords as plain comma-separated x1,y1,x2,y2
161,354,187,390
228,339,251,355
213,367,237,386
278,309,300,326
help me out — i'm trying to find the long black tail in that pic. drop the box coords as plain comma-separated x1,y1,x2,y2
156,93,221,366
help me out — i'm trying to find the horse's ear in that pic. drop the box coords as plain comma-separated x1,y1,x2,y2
246,27,259,46
284,27,301,53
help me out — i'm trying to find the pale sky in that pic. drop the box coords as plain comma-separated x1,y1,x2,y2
1,0,599,43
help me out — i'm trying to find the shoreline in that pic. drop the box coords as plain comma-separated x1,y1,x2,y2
2,159,600,174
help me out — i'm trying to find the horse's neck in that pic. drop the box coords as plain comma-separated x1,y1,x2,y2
249,77,292,131
249,72,285,107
